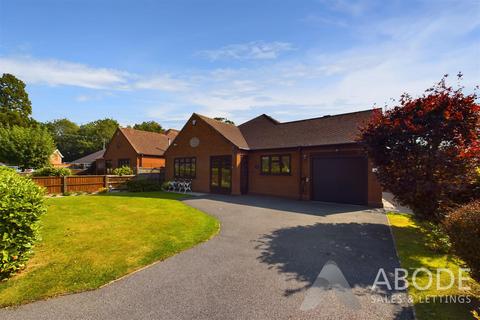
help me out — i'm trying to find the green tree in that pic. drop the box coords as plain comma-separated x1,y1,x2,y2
78,118,118,154
133,121,165,133
0,73,33,127
0,126,55,170
214,117,235,125
44,119,81,161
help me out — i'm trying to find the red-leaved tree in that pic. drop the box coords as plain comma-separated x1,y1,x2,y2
360,74,479,222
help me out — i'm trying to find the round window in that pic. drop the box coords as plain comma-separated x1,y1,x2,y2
190,137,200,148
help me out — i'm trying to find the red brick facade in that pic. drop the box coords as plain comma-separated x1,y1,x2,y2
165,113,383,207
98,128,170,174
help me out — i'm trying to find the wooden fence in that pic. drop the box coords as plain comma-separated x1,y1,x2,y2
31,175,136,194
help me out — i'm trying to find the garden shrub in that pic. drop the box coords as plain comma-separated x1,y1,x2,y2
443,200,480,282
360,75,479,222
126,179,162,192
112,165,133,176
32,166,72,177
161,181,170,191
0,167,46,280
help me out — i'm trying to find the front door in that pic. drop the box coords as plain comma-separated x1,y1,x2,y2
210,156,232,194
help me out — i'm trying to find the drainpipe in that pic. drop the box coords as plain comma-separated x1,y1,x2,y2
298,146,303,200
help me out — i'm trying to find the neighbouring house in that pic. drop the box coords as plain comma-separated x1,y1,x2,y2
96,127,178,174
70,149,106,171
164,110,383,207
49,149,65,167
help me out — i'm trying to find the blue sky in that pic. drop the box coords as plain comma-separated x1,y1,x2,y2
0,0,479,129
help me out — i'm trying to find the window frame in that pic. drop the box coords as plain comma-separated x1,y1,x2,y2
260,154,291,176
174,157,197,178
118,158,130,168
105,160,113,174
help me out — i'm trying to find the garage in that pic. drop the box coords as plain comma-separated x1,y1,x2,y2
311,156,368,205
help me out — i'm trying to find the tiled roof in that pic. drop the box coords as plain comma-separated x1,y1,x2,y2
195,114,250,149
238,109,376,149
165,129,180,139
119,127,177,156
70,149,105,164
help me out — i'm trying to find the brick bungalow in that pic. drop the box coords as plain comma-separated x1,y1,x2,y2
164,110,383,207
97,127,178,174
49,149,64,167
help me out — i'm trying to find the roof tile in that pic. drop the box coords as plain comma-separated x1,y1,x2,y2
119,127,178,156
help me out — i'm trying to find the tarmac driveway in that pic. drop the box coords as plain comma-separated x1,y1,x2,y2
1,195,414,320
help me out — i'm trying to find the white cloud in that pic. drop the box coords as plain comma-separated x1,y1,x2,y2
0,56,129,89
0,56,191,93
198,41,295,61
135,75,189,92
176,6,480,122
145,107,193,123
2,1,478,126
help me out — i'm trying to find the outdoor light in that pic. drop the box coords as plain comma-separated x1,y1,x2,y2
192,119,197,126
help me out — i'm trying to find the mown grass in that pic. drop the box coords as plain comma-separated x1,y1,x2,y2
388,213,480,320
0,192,219,307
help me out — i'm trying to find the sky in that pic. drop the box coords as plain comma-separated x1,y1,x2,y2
0,0,479,129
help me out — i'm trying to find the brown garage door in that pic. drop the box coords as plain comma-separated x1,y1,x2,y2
311,156,368,205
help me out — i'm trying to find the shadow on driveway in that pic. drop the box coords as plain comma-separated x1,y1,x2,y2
254,222,415,319
98,192,380,216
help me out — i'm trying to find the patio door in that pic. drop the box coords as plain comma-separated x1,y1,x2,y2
210,156,232,194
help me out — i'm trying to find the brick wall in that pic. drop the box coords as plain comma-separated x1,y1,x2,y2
164,114,239,194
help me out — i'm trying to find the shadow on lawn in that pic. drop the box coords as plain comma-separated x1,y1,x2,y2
254,222,415,319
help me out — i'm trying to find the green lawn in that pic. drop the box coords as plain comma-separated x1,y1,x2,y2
388,213,480,320
0,192,219,307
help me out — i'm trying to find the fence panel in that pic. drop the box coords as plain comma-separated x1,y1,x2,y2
31,176,63,194
31,174,140,194
107,175,134,190
66,175,105,193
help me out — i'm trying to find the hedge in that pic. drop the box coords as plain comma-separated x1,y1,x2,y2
0,167,46,279
444,200,480,282
112,166,133,176
31,166,72,177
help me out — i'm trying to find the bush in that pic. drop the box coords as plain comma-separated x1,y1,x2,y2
112,166,133,176
443,200,480,282
360,75,479,222
32,166,72,177
126,179,162,192
161,181,170,191
0,167,46,279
